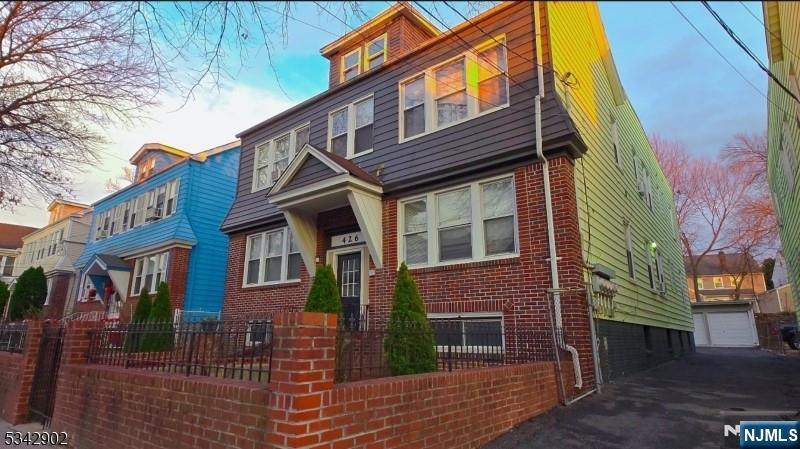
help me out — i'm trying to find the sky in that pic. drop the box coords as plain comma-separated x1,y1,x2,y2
1,1,770,228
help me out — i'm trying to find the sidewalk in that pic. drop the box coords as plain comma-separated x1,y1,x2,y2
0,420,60,448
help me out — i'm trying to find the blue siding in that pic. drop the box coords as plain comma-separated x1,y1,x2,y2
183,148,240,313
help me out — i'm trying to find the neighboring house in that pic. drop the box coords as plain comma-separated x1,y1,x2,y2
0,223,38,287
13,200,92,319
764,1,800,321
685,253,767,302
772,250,789,287
220,1,691,385
756,284,796,314
71,141,240,322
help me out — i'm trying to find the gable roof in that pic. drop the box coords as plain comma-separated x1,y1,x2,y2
270,144,381,196
684,253,760,276
0,223,39,250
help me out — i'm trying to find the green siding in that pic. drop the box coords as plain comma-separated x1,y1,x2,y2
765,2,800,321
547,2,692,331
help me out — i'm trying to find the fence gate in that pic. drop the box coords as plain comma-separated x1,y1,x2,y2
29,323,65,427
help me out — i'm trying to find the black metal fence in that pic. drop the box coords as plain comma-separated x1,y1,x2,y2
29,323,64,427
87,319,274,384
0,322,27,353
335,320,562,383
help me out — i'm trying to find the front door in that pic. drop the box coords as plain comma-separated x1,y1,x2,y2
336,252,362,329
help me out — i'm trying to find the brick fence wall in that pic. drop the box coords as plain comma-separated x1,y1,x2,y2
0,320,42,425
44,312,572,449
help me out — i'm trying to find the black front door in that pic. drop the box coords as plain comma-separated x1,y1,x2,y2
336,252,361,329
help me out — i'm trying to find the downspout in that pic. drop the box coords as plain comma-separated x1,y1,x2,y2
532,0,582,390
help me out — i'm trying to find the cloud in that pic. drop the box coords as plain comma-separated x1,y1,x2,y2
0,84,295,227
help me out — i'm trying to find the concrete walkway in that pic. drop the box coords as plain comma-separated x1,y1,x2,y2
482,348,800,449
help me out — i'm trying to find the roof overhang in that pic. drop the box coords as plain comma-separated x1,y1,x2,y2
129,143,191,165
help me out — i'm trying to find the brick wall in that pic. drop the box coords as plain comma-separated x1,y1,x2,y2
0,320,42,424
41,273,72,319
223,158,595,391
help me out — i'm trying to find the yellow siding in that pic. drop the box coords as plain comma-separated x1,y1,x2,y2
546,1,693,331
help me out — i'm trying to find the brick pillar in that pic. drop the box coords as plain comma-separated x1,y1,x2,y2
267,312,338,449
60,320,96,366
5,320,43,424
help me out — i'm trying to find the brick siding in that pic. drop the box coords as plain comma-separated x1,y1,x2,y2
41,273,72,319
223,157,596,391
0,320,42,424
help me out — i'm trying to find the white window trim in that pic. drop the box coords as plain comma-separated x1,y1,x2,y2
366,33,388,69
129,251,169,296
251,123,310,193
327,94,374,159
340,47,362,82
611,119,622,168
398,35,510,144
242,226,301,288
712,276,724,289
624,223,636,280
427,312,505,353
398,173,518,269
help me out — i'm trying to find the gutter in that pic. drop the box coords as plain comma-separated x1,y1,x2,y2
532,0,582,391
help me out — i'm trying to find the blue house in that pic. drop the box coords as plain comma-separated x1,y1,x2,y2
70,141,240,321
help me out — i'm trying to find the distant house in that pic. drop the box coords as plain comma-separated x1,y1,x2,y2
70,141,240,322
685,252,767,302
13,200,92,319
0,222,38,287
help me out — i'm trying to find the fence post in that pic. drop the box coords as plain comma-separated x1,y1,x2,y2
60,320,95,367
266,311,338,449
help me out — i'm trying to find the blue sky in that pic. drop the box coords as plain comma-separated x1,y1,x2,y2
2,1,770,227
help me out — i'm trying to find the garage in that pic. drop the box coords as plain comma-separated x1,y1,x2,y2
691,301,759,347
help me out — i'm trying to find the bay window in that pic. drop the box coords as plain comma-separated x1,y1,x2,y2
328,95,374,158
252,124,310,192
399,175,517,266
131,251,169,296
243,227,301,286
399,37,510,140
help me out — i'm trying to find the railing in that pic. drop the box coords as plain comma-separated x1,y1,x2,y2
334,320,561,383
0,322,27,353
87,320,274,384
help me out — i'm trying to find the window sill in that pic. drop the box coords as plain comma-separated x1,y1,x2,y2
398,103,510,144
407,255,519,274
241,279,302,290
346,149,374,159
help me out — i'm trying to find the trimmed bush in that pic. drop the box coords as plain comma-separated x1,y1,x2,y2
8,267,47,320
142,282,174,352
384,262,436,376
304,265,342,314
124,289,151,352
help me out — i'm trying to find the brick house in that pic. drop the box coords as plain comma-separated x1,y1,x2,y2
0,223,38,289
221,1,692,386
12,200,92,319
70,141,240,322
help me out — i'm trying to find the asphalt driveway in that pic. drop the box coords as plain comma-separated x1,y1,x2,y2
482,348,800,449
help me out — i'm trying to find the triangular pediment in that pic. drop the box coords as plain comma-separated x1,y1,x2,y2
270,144,381,197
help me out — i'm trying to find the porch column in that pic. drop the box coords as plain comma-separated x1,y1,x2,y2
283,209,318,277
347,190,383,270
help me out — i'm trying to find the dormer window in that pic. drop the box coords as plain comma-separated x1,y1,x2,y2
139,158,155,180
366,34,387,69
342,48,362,82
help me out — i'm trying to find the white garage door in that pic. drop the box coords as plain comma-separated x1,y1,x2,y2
692,313,710,346
693,311,758,347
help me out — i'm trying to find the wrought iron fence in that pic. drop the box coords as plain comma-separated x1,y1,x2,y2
87,319,274,384
334,319,562,383
0,322,27,353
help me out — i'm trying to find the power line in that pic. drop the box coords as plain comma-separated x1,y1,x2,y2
737,1,800,62
669,2,790,118
701,1,799,104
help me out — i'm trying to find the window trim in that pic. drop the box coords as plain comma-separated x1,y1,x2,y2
611,118,622,167
398,35,510,143
428,312,505,353
366,33,388,69
340,47,362,82
242,226,302,288
712,276,724,289
251,123,311,193
327,94,374,159
398,173,518,269
129,251,169,296
624,223,635,279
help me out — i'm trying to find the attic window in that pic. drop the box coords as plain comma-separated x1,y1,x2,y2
139,158,155,180
367,34,387,69
342,48,362,81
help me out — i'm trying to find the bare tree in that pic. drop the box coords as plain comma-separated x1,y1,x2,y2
105,166,136,193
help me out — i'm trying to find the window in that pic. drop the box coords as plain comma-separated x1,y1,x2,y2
328,96,374,158
646,244,657,290
611,119,621,166
624,223,635,279
366,34,387,70
246,320,272,346
399,175,516,266
243,227,301,286
429,314,503,351
713,276,724,289
341,48,361,81
252,124,309,192
130,251,168,296
780,121,796,192
139,158,155,180
121,201,131,232
1,256,14,277
399,37,509,140
165,180,179,216
655,251,665,293
44,278,53,306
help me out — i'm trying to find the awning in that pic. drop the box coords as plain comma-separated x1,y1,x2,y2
84,254,132,303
